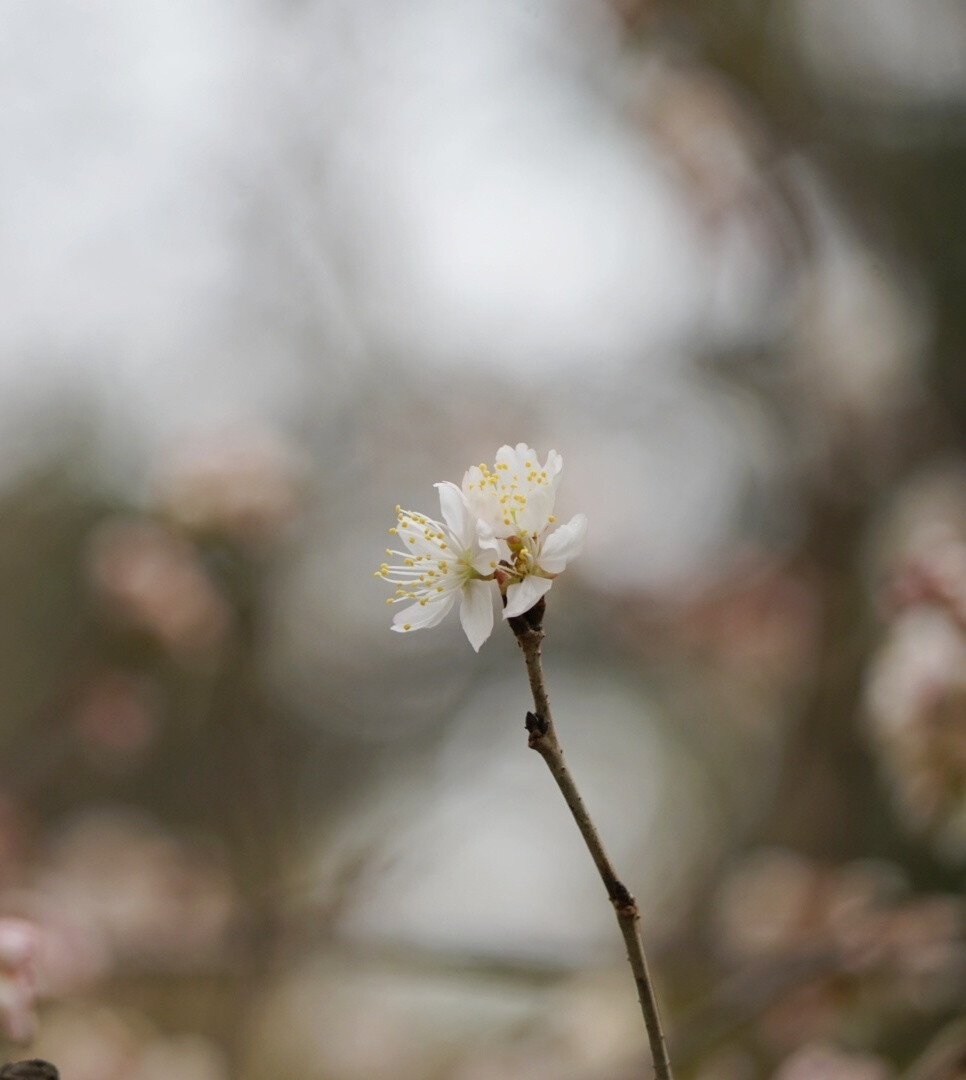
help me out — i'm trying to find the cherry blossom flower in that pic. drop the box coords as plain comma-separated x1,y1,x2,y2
378,446,586,645
461,444,563,539
462,444,586,620
501,512,588,619
376,482,499,651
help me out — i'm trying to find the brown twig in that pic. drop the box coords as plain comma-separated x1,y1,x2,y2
508,599,674,1080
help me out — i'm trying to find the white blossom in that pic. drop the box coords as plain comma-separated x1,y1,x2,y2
502,511,588,619
378,445,587,647
462,444,586,620
375,482,499,651
461,443,563,539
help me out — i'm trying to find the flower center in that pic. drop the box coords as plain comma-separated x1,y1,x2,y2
465,459,551,528
502,534,528,575
375,508,470,607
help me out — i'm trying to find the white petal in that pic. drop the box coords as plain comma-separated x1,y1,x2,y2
474,535,510,576
503,574,554,619
475,518,500,552
517,485,556,535
459,579,495,651
537,514,587,574
391,593,457,632
435,481,469,540
496,444,526,469
470,552,498,577
543,450,563,482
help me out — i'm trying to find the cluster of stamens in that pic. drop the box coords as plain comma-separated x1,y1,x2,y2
465,459,553,529
374,506,492,632
505,535,534,578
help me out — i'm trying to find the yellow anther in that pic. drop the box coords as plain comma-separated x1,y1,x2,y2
408,537,415,544
403,623,411,630
489,560,497,568
388,527,397,535
525,461,532,467
548,515,556,523
436,586,443,592
386,598,394,604
385,548,393,556
419,599,428,606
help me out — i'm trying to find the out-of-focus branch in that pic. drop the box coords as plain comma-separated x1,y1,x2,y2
0,1062,59,1080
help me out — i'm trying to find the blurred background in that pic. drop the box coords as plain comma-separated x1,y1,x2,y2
1,0,966,1077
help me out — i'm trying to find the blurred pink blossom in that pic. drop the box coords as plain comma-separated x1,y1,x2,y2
152,426,302,550
866,602,966,855
713,849,966,1046
39,812,237,972
771,1042,893,1080
0,917,42,1043
86,518,230,657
